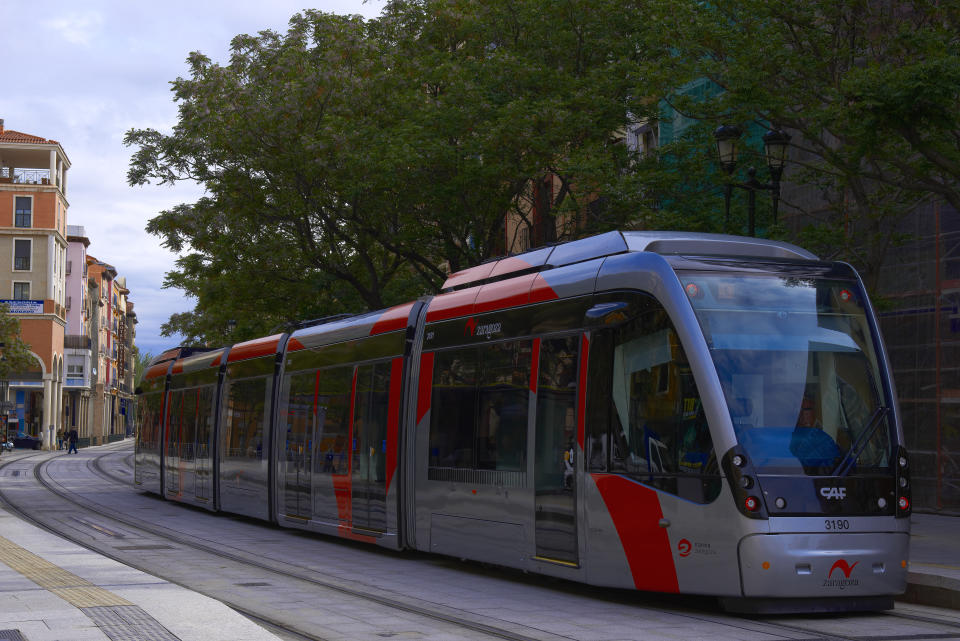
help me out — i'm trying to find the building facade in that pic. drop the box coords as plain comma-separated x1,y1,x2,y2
0,119,70,448
64,225,92,442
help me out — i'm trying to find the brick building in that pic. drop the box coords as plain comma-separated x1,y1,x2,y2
0,119,70,448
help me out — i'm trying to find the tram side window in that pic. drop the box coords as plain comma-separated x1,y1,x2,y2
179,390,199,461
430,349,478,468
478,341,530,471
285,371,317,464
137,392,162,450
166,391,183,455
225,377,268,460
536,336,580,485
429,340,531,473
606,299,721,504
195,386,214,459
353,362,391,481
315,367,352,475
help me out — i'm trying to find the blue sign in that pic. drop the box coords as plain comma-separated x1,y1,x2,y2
0,300,43,314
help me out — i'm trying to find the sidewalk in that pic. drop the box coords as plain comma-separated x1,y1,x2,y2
903,512,960,610
0,450,280,641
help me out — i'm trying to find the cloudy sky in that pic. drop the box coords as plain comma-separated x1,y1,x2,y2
1,0,385,356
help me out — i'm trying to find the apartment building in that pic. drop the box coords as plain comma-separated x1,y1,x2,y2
64,225,92,440
87,256,117,445
0,119,69,448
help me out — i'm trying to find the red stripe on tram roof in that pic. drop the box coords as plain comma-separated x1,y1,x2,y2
370,303,415,335
227,334,283,363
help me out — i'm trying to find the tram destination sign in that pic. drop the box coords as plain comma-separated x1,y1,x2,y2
0,300,43,314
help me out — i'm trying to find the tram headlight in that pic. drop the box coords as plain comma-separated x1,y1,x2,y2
744,496,760,512
895,446,911,518
732,454,746,467
774,497,786,509
877,497,887,509
739,475,754,490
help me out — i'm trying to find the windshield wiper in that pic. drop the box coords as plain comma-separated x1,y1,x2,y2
832,405,890,477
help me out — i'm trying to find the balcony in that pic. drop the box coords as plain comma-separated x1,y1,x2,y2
64,335,91,350
0,168,52,185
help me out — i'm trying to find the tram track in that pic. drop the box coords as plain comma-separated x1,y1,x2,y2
88,451,960,641
4,445,960,641
5,448,567,641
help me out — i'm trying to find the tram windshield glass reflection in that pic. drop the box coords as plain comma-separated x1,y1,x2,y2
681,273,893,476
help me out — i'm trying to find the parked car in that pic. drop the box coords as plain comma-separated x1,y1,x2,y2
12,432,41,450
1,439,12,453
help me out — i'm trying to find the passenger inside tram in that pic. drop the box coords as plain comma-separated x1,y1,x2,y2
789,392,842,473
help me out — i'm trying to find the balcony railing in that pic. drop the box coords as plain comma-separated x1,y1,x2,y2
64,335,91,350
0,168,52,185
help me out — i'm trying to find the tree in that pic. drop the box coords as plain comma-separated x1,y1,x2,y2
126,3,662,345
0,304,36,380
133,346,153,388
637,0,960,287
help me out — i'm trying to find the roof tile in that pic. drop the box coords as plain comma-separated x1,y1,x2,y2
0,129,59,145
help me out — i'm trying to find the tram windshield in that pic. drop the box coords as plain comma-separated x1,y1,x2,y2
679,272,893,476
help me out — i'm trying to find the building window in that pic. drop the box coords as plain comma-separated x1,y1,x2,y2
13,239,31,271
517,225,530,252
13,282,30,300
14,197,32,228
68,364,84,377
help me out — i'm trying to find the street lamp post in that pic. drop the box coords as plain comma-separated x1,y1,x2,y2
713,125,791,236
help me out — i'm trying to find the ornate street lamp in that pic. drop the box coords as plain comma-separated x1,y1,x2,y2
714,125,792,236
714,124,742,175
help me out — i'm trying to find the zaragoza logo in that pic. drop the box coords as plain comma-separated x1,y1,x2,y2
828,559,859,578
464,317,502,339
823,559,860,588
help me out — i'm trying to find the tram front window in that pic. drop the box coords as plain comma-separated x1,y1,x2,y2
680,272,893,476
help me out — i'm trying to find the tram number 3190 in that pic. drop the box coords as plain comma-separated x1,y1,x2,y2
824,519,851,531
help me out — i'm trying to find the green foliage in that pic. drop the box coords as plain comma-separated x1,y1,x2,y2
637,0,960,285
0,304,36,379
133,346,153,387
128,0,959,343
126,2,666,345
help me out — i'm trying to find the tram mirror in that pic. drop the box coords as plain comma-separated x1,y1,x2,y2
585,301,631,327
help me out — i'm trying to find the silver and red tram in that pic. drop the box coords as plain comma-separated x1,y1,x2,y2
135,231,911,613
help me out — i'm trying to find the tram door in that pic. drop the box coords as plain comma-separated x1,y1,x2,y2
166,391,182,496
194,386,214,501
284,372,315,519
534,337,580,564
351,362,389,533
180,390,198,497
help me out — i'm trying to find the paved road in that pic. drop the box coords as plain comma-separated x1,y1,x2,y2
4,442,960,641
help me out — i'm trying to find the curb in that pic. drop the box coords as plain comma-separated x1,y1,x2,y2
899,570,960,610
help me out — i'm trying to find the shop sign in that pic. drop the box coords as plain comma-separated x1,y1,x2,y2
0,300,43,314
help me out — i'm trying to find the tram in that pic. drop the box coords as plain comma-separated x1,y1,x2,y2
136,231,911,613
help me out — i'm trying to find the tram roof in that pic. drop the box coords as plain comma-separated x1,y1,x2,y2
441,231,817,293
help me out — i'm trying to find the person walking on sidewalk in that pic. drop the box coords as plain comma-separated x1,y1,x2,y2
67,428,78,454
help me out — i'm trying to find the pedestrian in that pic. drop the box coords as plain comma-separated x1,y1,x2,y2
57,429,64,450
67,428,79,454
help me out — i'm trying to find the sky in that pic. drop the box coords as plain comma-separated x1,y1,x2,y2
1,0,386,357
